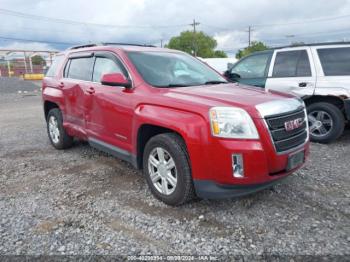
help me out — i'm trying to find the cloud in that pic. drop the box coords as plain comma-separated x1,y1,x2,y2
0,42,57,51
0,0,350,55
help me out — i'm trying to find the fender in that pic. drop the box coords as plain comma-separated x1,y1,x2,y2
132,104,210,179
314,87,350,98
303,89,350,120
42,87,65,113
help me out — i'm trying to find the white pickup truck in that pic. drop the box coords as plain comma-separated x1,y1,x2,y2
225,42,350,143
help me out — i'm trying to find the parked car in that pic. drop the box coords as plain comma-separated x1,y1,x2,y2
197,57,238,74
225,42,350,143
42,43,309,206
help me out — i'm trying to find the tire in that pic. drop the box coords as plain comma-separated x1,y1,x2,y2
307,102,345,143
143,133,195,206
46,108,73,149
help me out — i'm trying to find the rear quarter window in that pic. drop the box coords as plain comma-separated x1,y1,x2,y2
317,47,350,76
46,55,64,77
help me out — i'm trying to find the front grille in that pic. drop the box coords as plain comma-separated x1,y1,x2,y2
265,109,308,153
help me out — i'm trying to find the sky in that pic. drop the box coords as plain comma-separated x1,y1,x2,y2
0,0,350,56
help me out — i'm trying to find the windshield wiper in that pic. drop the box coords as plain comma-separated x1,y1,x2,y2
154,84,195,88
204,80,228,85
167,84,190,87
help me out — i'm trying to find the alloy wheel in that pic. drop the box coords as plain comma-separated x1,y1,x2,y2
48,115,60,144
308,110,333,138
148,147,177,195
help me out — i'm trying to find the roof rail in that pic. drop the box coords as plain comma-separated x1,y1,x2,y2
69,43,98,50
272,41,350,50
68,43,156,50
102,42,156,47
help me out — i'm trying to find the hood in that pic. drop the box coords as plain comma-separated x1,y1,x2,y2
165,83,296,118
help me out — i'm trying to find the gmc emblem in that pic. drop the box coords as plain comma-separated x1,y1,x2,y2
284,118,303,132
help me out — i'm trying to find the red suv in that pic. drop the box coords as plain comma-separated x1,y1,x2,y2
42,43,310,206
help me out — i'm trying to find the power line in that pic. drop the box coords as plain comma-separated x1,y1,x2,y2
0,8,188,29
203,13,350,32
0,35,170,49
259,27,350,42
0,35,78,46
254,14,350,27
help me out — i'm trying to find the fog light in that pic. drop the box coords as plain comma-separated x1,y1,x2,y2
232,154,244,178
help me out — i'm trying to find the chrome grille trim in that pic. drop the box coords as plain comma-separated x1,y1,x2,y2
256,98,305,118
256,99,309,154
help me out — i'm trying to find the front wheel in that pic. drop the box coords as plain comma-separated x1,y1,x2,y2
47,108,73,149
143,133,195,206
307,102,345,143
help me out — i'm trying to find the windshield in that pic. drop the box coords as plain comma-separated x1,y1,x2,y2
127,51,228,87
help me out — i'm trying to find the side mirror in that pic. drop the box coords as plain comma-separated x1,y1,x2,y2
224,70,231,78
224,71,241,82
101,73,131,88
230,72,241,79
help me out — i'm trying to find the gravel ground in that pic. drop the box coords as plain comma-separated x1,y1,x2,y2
0,78,349,260
0,77,41,94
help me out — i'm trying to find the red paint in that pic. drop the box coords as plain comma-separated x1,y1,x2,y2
42,46,309,188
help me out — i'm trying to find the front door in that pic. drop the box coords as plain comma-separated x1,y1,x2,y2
86,52,133,152
265,48,316,96
229,52,272,88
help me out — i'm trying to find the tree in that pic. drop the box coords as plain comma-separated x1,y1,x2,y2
31,55,46,66
235,41,268,59
166,31,227,58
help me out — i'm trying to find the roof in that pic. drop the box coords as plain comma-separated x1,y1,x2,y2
69,43,156,49
272,41,350,50
64,43,179,54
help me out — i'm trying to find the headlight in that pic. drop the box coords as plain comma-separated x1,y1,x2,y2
209,107,259,139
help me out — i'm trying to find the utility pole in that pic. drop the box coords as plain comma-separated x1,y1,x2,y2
160,39,163,48
189,19,200,56
246,26,254,47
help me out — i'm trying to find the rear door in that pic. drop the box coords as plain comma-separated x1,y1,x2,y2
228,51,272,88
87,52,133,152
312,46,350,93
61,53,94,131
265,48,316,96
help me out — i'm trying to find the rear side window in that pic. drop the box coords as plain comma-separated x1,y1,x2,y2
92,57,124,82
66,57,94,81
272,50,311,77
317,47,350,76
46,55,64,77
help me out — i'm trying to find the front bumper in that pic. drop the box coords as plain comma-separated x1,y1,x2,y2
188,120,310,198
194,176,288,199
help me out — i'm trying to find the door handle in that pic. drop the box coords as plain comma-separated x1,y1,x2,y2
86,87,95,94
299,82,307,87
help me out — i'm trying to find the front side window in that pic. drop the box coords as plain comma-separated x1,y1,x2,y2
66,57,94,81
231,53,271,78
127,51,227,87
46,55,64,77
272,50,311,77
93,57,124,82
317,47,350,76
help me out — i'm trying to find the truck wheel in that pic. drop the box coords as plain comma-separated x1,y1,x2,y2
307,102,344,143
47,108,73,149
143,133,195,206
